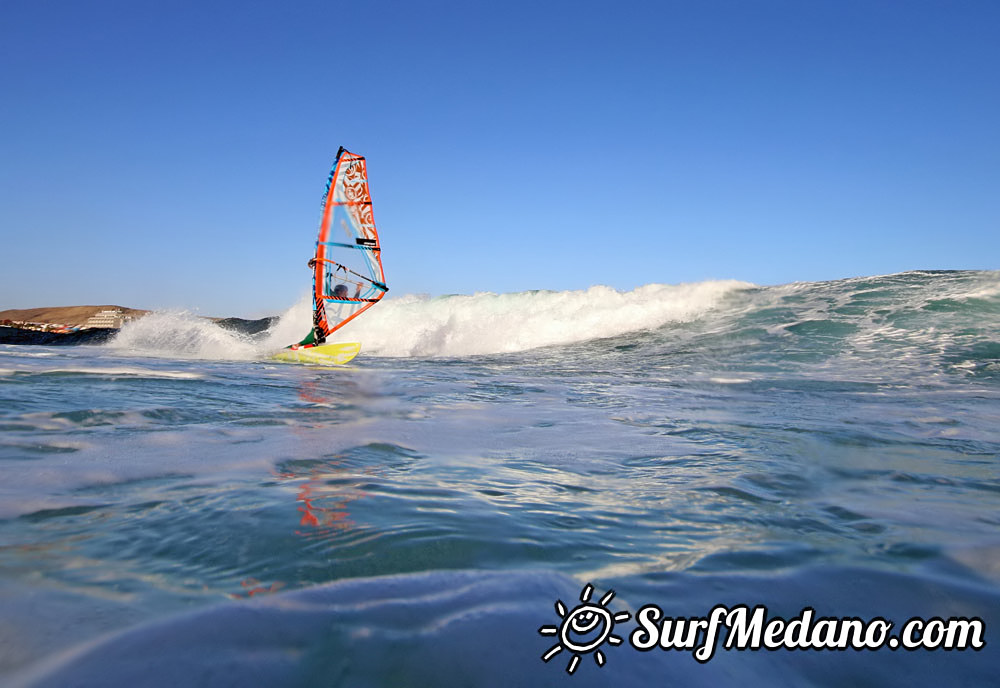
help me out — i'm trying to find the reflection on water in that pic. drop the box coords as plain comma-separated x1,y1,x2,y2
279,460,371,537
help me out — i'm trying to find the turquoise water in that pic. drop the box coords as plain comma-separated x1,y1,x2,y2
1,271,998,686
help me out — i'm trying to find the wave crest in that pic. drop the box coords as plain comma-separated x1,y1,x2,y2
337,281,753,357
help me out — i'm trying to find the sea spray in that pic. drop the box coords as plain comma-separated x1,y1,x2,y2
260,293,314,352
109,310,260,360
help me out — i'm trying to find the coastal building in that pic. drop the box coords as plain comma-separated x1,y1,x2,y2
84,308,130,329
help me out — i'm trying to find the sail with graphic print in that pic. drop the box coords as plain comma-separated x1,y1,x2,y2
272,147,388,365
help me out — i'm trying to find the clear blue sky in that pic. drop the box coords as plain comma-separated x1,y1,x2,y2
2,0,997,316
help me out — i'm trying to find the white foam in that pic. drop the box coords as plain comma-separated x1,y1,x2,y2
108,311,260,360
103,282,751,361
259,293,313,351
959,285,1000,300
299,280,753,357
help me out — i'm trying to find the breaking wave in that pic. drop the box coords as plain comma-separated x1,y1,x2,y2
101,271,1000,364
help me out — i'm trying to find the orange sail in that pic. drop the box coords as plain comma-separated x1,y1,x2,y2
301,147,388,344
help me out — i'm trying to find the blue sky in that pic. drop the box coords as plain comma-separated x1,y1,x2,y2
2,0,997,316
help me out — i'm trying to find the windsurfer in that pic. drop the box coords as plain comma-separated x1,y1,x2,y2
282,148,386,359
310,259,360,300
333,283,362,300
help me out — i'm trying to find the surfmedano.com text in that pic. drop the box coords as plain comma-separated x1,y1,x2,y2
630,604,985,661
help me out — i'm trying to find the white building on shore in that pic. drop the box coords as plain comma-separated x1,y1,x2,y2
84,308,131,329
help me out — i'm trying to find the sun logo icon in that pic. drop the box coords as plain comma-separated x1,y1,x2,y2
538,583,631,674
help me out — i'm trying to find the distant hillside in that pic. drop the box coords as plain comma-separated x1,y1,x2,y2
0,305,148,326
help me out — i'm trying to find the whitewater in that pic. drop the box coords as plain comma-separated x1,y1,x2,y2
1,270,998,686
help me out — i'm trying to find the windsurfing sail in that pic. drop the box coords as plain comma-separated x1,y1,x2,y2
296,147,388,347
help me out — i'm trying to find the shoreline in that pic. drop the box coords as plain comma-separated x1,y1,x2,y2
0,315,279,347
0,325,119,346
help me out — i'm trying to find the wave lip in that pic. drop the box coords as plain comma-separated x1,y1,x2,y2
339,280,754,357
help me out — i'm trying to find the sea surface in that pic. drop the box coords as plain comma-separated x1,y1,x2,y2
1,270,998,686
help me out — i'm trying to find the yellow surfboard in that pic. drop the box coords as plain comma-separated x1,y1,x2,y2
271,341,362,366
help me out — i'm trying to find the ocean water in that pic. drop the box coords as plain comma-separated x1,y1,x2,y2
1,270,998,686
